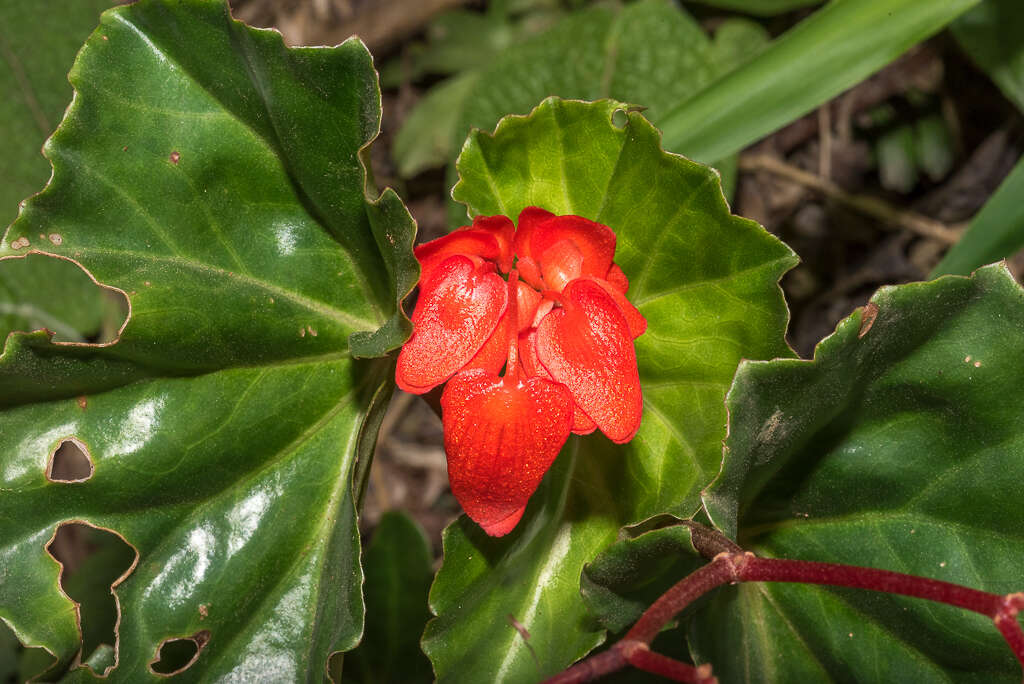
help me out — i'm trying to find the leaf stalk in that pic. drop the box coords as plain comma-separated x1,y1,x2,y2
545,524,1024,682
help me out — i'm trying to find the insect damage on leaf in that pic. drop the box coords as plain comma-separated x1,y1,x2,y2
46,521,138,677
149,630,211,676
46,439,94,483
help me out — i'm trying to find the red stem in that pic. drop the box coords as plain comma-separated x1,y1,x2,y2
737,556,1024,665
625,554,738,644
544,641,711,684
625,644,713,683
543,649,626,684
545,527,1024,683
740,556,1002,614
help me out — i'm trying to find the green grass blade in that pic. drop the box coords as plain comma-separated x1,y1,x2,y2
659,0,980,164
952,0,1024,113
931,158,1024,277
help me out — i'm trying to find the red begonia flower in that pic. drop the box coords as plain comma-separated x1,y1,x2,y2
397,208,646,536
442,272,574,535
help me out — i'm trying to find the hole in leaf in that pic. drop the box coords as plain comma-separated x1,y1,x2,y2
46,523,137,675
46,439,94,482
327,651,344,683
0,253,129,347
611,108,629,129
149,630,210,676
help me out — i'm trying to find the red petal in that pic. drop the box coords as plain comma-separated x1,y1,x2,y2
515,281,542,333
536,279,642,443
396,255,506,393
571,407,598,435
531,299,554,328
521,330,597,435
539,240,584,292
465,214,515,272
513,206,556,261
577,276,647,339
530,215,616,281
516,256,546,292
441,369,573,536
415,231,500,285
463,303,513,375
606,263,629,293
519,329,547,380
414,214,514,283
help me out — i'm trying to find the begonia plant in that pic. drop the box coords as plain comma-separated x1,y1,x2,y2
1,1,1023,683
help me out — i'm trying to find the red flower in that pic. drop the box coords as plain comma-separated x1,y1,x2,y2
396,208,646,536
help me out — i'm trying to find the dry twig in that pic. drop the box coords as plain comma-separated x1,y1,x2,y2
740,154,965,244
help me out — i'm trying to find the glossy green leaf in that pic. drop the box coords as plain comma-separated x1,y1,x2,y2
424,98,796,683
394,0,768,180
931,158,1024,277
698,264,1024,681
953,0,1024,113
343,511,433,684
0,0,416,679
660,0,980,164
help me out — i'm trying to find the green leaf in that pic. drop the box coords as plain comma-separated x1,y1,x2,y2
425,446,626,684
453,2,766,144
0,0,416,679
698,264,1024,680
18,644,55,683
394,0,768,181
424,98,796,683
938,0,1024,278
660,0,981,164
931,158,1024,277
343,511,433,684
952,0,1024,113
83,644,116,675
386,9,507,83
393,72,480,178
380,6,558,87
